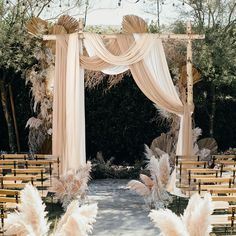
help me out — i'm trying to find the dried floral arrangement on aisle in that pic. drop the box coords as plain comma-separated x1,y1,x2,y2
50,162,92,209
5,184,98,236
127,153,173,209
149,193,213,236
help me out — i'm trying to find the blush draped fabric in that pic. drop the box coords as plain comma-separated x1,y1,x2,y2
53,34,86,174
53,32,193,173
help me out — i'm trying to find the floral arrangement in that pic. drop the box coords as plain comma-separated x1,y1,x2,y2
25,46,54,153
50,162,92,209
128,154,173,209
149,193,213,236
5,184,98,236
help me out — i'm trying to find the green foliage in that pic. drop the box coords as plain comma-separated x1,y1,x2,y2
85,75,169,164
85,25,120,34
171,0,236,142
0,2,42,73
194,78,236,150
148,20,161,33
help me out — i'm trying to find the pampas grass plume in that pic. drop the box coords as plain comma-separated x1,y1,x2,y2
5,184,50,236
144,144,154,159
159,154,170,186
127,180,151,197
149,209,189,236
54,201,98,236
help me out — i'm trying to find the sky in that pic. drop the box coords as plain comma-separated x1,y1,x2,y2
85,0,181,25
42,0,190,26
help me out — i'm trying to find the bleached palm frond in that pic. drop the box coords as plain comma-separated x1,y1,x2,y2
197,138,218,155
199,148,211,161
149,209,189,236
139,174,153,189
144,144,154,159
57,15,80,33
184,193,213,236
122,15,148,33
159,154,171,186
54,201,98,236
5,184,50,236
26,17,48,36
153,147,166,158
127,180,151,197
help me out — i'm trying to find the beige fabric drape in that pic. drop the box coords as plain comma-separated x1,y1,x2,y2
53,35,68,174
64,33,86,172
53,32,193,173
53,34,86,174
116,35,193,156
83,33,193,156
83,33,155,66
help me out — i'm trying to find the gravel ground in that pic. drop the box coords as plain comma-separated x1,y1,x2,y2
87,179,159,236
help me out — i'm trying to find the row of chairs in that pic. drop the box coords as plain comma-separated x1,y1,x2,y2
176,154,236,235
0,154,60,232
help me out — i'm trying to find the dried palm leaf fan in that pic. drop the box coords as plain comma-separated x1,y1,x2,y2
197,138,218,154
46,24,67,53
122,15,148,33
26,17,48,36
180,65,201,87
57,15,80,33
150,133,177,158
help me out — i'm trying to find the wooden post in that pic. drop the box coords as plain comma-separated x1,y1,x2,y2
187,21,193,106
78,18,84,39
9,84,20,152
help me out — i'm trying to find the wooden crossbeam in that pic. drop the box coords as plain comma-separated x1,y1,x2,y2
43,33,205,41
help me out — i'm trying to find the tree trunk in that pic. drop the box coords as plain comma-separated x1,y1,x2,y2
9,83,20,152
0,77,17,152
209,81,216,137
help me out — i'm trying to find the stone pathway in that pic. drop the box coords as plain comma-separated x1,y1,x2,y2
88,179,159,236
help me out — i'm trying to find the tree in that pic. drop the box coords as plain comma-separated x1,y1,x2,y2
176,0,236,139
0,1,39,152
0,0,91,152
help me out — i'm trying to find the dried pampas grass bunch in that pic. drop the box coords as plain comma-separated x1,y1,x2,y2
128,154,172,209
50,162,92,209
53,201,98,236
149,193,213,236
5,184,98,236
25,45,54,152
5,183,50,236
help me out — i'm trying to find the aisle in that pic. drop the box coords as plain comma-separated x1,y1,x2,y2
88,179,159,236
